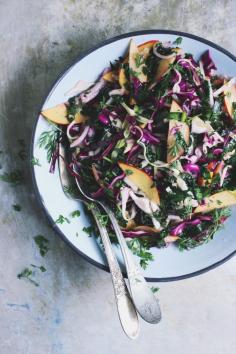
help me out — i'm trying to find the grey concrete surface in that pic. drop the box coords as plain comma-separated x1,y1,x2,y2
0,0,236,353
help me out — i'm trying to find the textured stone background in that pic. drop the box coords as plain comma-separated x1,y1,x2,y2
0,0,236,353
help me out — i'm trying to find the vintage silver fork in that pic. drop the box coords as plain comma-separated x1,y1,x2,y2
72,165,161,325
58,143,139,339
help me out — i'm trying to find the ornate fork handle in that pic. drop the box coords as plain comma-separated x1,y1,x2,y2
90,205,139,339
58,145,139,339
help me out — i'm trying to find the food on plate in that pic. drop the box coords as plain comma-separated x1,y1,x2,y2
39,37,236,266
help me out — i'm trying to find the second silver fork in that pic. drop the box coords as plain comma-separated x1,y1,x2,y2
72,164,161,325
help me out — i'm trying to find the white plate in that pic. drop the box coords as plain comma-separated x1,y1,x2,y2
31,30,236,281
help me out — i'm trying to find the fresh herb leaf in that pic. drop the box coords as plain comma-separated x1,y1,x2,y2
151,286,159,294
168,131,187,158
70,210,81,218
55,215,70,224
31,264,46,272
17,268,39,287
12,204,21,212
38,127,60,163
63,185,77,197
173,37,182,45
34,235,49,257
127,238,154,269
135,54,144,68
31,157,41,167
82,226,94,236
125,169,133,176
0,170,22,185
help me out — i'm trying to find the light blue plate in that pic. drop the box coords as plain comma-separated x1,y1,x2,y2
31,30,236,281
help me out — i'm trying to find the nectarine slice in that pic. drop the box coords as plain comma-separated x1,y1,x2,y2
224,81,236,119
118,162,160,204
194,190,236,214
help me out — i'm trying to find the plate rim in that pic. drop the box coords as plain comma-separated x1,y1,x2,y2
30,29,236,282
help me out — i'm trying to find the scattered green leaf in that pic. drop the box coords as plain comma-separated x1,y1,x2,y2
17,268,39,287
12,204,21,212
55,215,70,225
0,170,23,185
34,235,49,257
31,157,41,167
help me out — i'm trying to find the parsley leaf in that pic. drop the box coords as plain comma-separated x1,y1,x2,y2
34,235,49,257
31,157,41,167
17,268,39,287
12,204,21,212
70,210,81,218
55,215,70,224
173,37,182,45
0,170,23,185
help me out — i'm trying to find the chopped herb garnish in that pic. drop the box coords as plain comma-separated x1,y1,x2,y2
17,268,39,287
31,157,41,167
135,54,144,68
12,204,21,212
125,169,133,176
82,226,94,236
173,36,182,45
63,185,77,197
34,235,49,256
168,131,187,158
70,210,81,218
31,264,47,272
151,286,159,294
55,215,70,224
0,170,22,185
38,127,61,163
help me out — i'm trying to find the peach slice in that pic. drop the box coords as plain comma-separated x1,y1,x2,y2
118,162,160,204
41,104,87,125
129,39,148,83
119,40,157,88
41,104,69,125
194,190,236,214
224,81,236,119
118,57,129,88
102,70,118,83
156,48,182,81
170,100,183,113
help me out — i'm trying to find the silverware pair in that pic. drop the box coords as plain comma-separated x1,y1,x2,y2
58,143,161,339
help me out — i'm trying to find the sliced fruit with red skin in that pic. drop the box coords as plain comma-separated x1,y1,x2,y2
224,81,236,119
118,162,160,204
167,100,189,163
156,48,182,81
138,40,158,58
129,39,148,83
102,70,118,83
164,236,180,243
134,225,161,233
170,100,183,113
119,57,129,88
194,190,236,214
119,40,157,88
41,103,88,125
74,112,88,124
41,104,69,125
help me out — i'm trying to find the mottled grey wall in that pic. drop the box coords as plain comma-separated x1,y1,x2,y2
0,1,236,354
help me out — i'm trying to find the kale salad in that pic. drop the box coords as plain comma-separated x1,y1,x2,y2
40,37,236,268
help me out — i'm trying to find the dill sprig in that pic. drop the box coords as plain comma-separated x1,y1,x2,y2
38,126,61,163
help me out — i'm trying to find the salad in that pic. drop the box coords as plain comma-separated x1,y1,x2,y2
40,37,236,267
